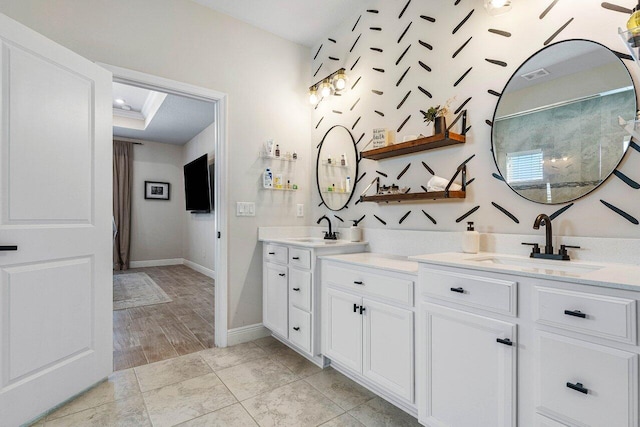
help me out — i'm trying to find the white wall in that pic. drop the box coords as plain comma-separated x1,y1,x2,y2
183,123,216,273
129,141,185,262
310,0,640,240
0,0,313,329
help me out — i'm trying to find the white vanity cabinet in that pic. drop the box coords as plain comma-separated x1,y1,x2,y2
321,254,418,414
413,255,640,427
262,240,366,365
418,269,517,427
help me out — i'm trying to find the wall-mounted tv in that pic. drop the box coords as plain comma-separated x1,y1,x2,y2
184,154,212,212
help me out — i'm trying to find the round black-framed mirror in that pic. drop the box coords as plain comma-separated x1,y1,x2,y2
491,39,637,205
316,125,359,211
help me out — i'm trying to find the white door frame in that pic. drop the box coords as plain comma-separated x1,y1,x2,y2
99,63,229,347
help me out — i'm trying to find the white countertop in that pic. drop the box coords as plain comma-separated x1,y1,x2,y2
409,252,640,291
319,252,419,275
260,237,368,249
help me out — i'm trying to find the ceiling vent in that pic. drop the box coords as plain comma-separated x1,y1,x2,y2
521,68,550,81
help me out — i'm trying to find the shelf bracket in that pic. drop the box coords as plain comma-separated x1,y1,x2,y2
359,176,380,201
446,109,467,137
444,164,467,197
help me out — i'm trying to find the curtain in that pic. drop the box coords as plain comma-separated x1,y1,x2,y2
113,140,133,270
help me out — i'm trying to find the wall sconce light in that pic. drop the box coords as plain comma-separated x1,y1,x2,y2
484,0,512,16
308,68,348,105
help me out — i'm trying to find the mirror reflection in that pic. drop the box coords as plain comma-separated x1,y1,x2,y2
492,39,636,204
317,125,358,211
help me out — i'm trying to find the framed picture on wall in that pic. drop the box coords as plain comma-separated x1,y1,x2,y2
145,181,170,200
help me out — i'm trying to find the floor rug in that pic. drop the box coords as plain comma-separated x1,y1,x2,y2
113,272,172,310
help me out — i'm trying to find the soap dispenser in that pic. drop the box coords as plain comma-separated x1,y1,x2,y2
349,220,362,242
462,221,479,254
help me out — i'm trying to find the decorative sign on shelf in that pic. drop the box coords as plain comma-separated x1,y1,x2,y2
372,128,395,149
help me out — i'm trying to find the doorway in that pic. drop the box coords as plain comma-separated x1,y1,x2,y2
103,64,229,369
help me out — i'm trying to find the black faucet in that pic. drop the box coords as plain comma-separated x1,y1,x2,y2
522,213,579,261
533,214,554,255
317,215,337,240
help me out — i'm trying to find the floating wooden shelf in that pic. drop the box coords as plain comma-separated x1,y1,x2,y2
360,190,466,203
361,131,466,161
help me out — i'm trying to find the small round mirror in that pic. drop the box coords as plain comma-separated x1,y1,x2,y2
316,125,359,211
492,39,636,204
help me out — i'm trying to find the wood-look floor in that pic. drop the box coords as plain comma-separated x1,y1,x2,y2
113,265,214,371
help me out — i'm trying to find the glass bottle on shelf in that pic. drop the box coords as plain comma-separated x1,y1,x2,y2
275,144,280,158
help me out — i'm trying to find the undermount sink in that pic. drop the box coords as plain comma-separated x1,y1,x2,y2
285,237,338,244
468,255,604,277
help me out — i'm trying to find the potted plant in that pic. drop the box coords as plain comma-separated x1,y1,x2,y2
422,97,455,135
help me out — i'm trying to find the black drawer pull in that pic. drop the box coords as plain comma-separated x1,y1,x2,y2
292,256,300,260
359,306,366,314
278,273,285,277
0,245,17,251
293,287,300,291
353,303,359,313
268,252,276,255
496,338,513,346
450,287,465,293
566,382,588,394
564,310,586,319
354,281,364,285
293,327,300,331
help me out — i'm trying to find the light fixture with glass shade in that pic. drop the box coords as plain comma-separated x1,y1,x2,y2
308,68,348,104
332,69,348,91
319,79,334,98
484,0,512,16
309,86,319,105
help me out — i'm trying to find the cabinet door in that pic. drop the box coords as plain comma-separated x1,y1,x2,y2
362,299,414,402
419,303,516,427
263,262,288,337
323,287,362,372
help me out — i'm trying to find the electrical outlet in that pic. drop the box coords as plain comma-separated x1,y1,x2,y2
296,204,304,217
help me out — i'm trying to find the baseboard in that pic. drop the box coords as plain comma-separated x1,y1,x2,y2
227,323,270,346
183,259,215,279
129,258,184,268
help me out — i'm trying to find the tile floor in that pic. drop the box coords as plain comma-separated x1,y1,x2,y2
31,336,420,426
113,265,215,371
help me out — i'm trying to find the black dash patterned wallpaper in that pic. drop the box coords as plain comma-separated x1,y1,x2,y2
311,0,640,238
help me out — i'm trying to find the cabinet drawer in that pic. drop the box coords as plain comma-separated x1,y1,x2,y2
324,264,413,306
420,269,517,316
534,287,637,344
536,332,638,427
289,306,311,353
289,268,311,312
290,247,311,270
265,244,288,264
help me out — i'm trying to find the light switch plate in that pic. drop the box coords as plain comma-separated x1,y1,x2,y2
236,202,256,217
296,204,304,217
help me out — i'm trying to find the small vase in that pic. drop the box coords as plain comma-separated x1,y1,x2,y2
434,116,446,135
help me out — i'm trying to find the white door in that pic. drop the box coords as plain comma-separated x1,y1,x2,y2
263,262,288,337
362,298,414,402
419,303,516,427
322,287,362,372
0,14,112,426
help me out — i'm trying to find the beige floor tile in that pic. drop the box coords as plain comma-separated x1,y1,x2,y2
320,413,365,427
47,369,140,420
26,419,44,427
143,373,237,427
199,342,267,371
267,347,323,378
135,353,211,392
45,394,151,427
242,380,344,427
348,397,420,427
304,368,377,411
252,336,288,355
216,358,297,401
177,403,258,426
